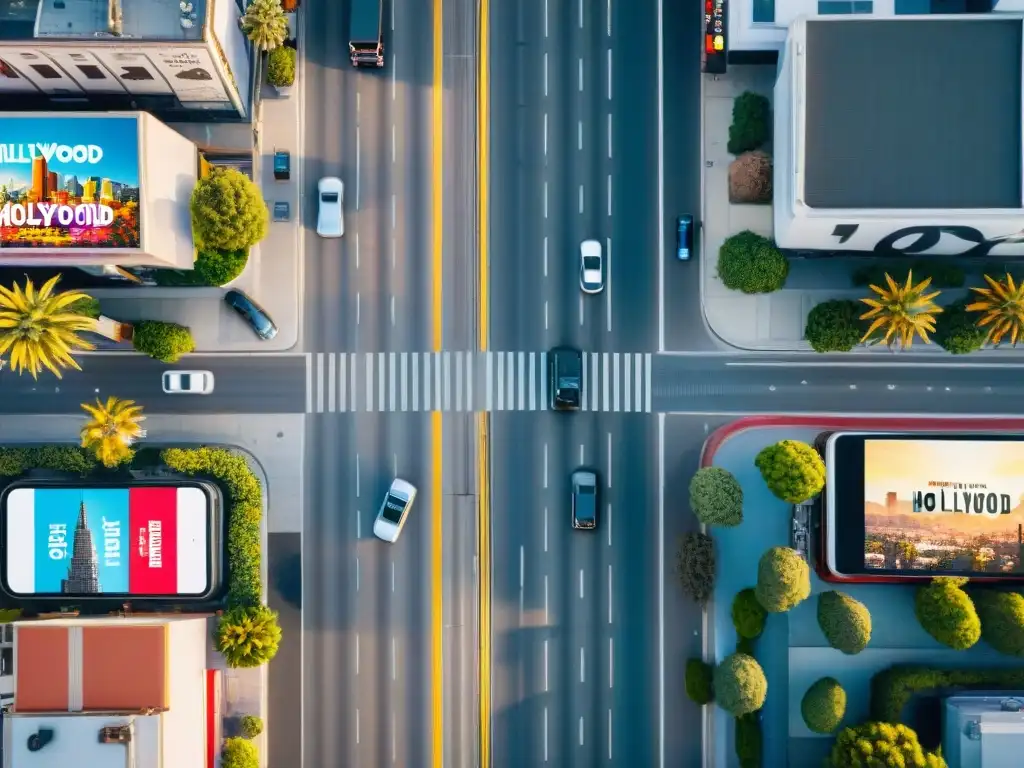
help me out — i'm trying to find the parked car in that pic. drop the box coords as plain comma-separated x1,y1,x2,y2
317,177,344,238
579,239,604,293
161,370,215,394
571,469,598,530
676,214,695,260
224,289,279,340
373,478,418,543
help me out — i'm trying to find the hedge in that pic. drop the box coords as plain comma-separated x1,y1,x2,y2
717,231,789,294
754,546,810,613
817,590,872,654
685,658,714,705
871,664,1024,723
727,91,771,155
804,299,865,353
161,447,263,608
268,46,297,88
826,722,946,768
676,532,716,605
973,590,1024,656
222,737,259,768
934,298,987,355
132,320,196,363
915,577,980,650
734,712,763,768
689,467,743,527
801,677,846,734
154,248,249,287
68,295,101,320
732,588,767,640
713,653,767,716
0,445,98,476
852,261,965,290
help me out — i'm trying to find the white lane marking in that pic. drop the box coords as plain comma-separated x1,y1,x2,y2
608,564,613,623
355,633,360,674
579,568,584,599
357,512,361,539
544,0,549,37
657,413,666,767
543,236,548,276
544,507,548,552
355,455,361,497
520,545,525,620
390,295,396,326
607,174,612,216
356,125,361,210
544,443,549,488
608,709,613,759
607,0,612,35
393,452,398,478
356,709,360,744
356,292,361,325
543,53,549,96
579,717,585,746
609,637,614,686
392,124,396,163
544,574,549,624
578,57,584,91
544,640,549,691
543,113,548,156
544,181,549,218
607,237,612,332
579,184,584,214
607,504,612,547
579,443,585,465
607,432,612,487
391,0,395,30
607,113,613,159
391,561,396,592
607,49,613,100
355,232,360,269
544,301,549,330
544,708,549,762
656,0,666,354
356,556,360,589
392,636,397,680
578,120,583,151
391,53,396,98
579,294,584,326
579,0,583,27
580,646,585,682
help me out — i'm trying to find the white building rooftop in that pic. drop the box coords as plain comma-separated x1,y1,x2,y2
32,0,208,41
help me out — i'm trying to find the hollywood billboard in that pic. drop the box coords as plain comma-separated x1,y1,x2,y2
2,485,213,597
0,115,142,249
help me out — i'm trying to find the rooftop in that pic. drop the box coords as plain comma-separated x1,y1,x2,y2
21,0,208,41
802,18,1023,210
7,714,160,768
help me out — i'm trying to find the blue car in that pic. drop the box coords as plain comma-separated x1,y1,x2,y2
224,289,279,340
676,214,695,261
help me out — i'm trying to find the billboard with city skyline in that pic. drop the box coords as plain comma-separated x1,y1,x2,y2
0,115,141,249
2,485,210,596
864,438,1024,574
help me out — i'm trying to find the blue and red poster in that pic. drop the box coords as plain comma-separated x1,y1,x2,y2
3,485,209,596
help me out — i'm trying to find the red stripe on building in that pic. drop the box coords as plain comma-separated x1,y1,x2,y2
206,668,220,768
128,487,179,594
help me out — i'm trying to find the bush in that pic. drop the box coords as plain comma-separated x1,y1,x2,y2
0,445,98,476
973,590,1024,656
132,320,196,363
191,167,269,252
727,91,771,155
870,664,1024,724
155,248,249,287
934,298,987,355
801,677,846,734
804,299,865,353
717,231,789,294
755,546,810,613
0,608,22,623
216,605,282,668
222,737,259,768
754,439,825,503
736,636,756,656
685,658,714,705
852,261,965,290
728,150,772,204
915,576,980,650
735,712,763,768
689,467,743,527
68,295,101,320
267,46,296,88
713,653,767,716
676,532,716,605
732,588,767,640
161,447,263,607
826,722,946,768
239,714,264,739
817,591,872,654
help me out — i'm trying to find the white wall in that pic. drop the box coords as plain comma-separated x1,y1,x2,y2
161,618,207,768
210,0,252,117
139,113,198,270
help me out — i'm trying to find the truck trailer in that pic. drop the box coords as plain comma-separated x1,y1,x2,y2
350,0,385,67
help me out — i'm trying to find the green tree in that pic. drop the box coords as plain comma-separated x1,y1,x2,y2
826,722,946,768
717,231,789,294
915,576,980,650
267,46,296,88
973,590,1024,656
804,299,864,353
216,605,282,668
801,677,846,734
685,658,714,705
754,439,825,503
241,0,288,52
132,320,195,363
817,591,871,654
896,540,919,564
191,168,269,252
934,299,987,355
860,270,943,350
755,546,810,613
80,396,146,468
734,712,763,768
676,532,716,604
967,271,1024,347
222,737,259,768
689,467,743,527
732,588,767,640
0,275,97,379
239,714,264,739
713,653,767,716
727,91,771,155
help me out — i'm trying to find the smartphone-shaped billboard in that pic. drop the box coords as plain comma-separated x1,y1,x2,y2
1,483,219,598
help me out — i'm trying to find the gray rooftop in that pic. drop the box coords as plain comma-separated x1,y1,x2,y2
30,0,206,41
803,18,1023,210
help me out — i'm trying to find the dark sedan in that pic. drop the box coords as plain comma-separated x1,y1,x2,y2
224,289,279,340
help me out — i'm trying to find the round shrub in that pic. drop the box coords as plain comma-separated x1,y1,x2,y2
974,590,1024,656
817,591,872,654
216,605,282,667
935,299,987,355
267,45,296,88
826,722,947,768
801,677,846,734
191,167,268,251
915,576,980,650
239,714,264,739
689,467,743,527
132,320,195,363
685,658,714,705
732,588,767,640
727,91,771,155
754,439,826,503
676,532,716,605
195,248,249,287
734,712,763,767
717,231,789,294
222,737,259,768
755,546,810,613
805,299,864,353
713,653,767,716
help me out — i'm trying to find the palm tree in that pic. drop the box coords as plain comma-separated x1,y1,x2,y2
0,275,97,379
859,270,943,350
241,0,288,52
966,272,1024,347
80,396,146,468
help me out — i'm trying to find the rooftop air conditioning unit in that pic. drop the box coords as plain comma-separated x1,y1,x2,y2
27,728,54,751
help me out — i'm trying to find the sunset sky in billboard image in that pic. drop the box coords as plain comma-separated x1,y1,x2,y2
3,486,209,596
0,115,141,249
863,439,1024,574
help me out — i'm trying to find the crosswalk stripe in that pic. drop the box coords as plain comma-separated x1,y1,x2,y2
486,352,493,412
528,352,537,411
590,353,599,412
400,353,408,412
496,353,504,411
466,351,474,412
539,351,548,410
602,353,610,411
623,354,631,413
581,352,589,411
612,353,620,412
339,353,348,412
365,352,373,411
505,352,514,412
316,353,324,413
644,353,652,413
424,352,431,411
443,352,451,412
412,353,419,411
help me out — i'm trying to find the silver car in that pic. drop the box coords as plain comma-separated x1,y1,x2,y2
373,478,418,543
162,370,215,394
579,239,604,294
316,176,344,238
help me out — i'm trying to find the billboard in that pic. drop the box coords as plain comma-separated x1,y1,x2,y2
0,115,141,249
863,439,1024,575
3,486,211,596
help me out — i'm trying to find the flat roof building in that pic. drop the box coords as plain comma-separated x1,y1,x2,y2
774,16,1024,256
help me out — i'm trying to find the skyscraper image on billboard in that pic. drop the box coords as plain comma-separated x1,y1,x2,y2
0,115,141,249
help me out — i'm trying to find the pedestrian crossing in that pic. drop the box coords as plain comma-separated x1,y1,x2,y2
305,352,653,414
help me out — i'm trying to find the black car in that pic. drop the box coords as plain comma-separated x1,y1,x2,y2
548,347,582,411
571,469,598,530
224,289,279,340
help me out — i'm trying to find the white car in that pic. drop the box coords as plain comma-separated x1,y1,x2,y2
373,478,418,543
579,239,604,294
162,370,215,394
316,176,344,238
